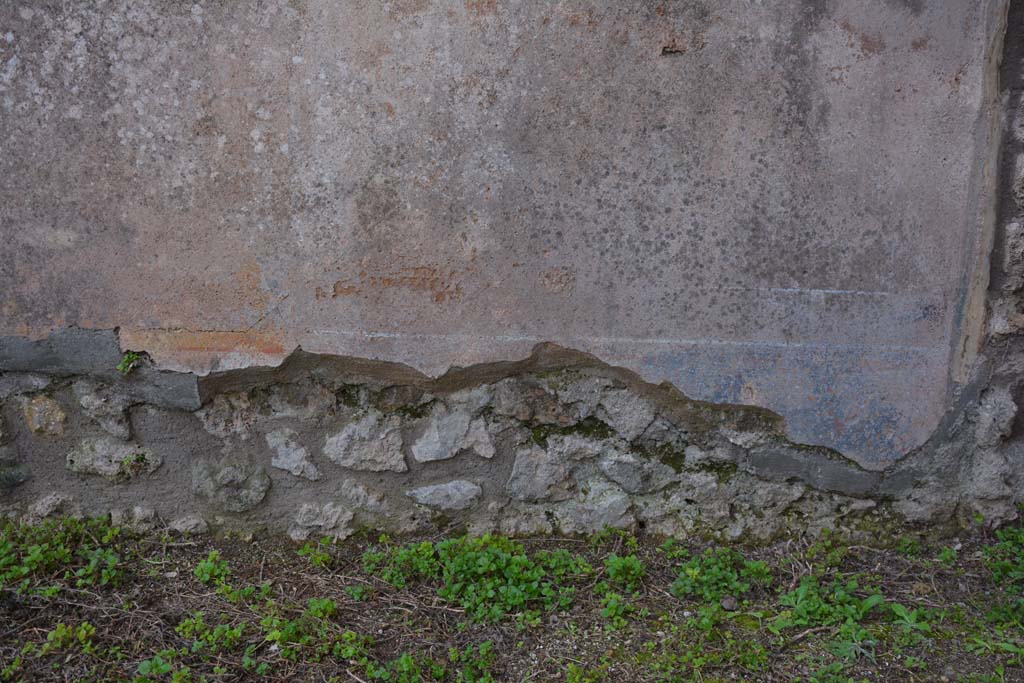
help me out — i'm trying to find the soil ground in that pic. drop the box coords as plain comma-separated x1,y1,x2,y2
1,517,1023,683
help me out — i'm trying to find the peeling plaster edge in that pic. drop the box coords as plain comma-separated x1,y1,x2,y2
949,0,1009,388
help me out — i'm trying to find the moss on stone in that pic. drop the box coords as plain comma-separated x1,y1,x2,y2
530,416,615,446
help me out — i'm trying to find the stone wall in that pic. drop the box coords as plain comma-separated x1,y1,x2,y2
0,326,1020,542
1,0,1023,540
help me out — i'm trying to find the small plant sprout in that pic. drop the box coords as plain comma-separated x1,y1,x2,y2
116,350,144,374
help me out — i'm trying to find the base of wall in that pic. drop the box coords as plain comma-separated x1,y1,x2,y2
2,333,1020,543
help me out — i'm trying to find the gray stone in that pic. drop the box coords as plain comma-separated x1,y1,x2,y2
265,383,337,419
66,437,161,481
0,328,122,376
498,503,555,536
266,428,319,481
506,444,573,502
192,462,271,513
288,502,354,541
73,380,132,440
412,405,494,462
491,379,535,421
0,445,27,491
963,449,1013,502
596,389,656,441
491,379,568,425
27,493,75,521
546,434,613,461
0,412,7,446
323,410,406,472
338,479,388,513
553,480,634,534
976,388,1017,448
407,480,482,511
110,506,157,532
0,373,51,400
170,514,209,535
22,395,65,435
463,418,495,459
447,386,493,413
743,447,881,497
411,406,472,462
551,376,615,419
196,393,257,440
599,450,677,494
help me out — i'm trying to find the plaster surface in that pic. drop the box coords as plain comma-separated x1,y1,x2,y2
0,1,1003,467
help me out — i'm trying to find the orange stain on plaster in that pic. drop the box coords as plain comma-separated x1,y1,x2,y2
120,328,291,372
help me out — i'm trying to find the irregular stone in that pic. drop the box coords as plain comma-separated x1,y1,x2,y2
73,380,132,440
963,449,1013,502
192,462,271,513
0,445,28,491
720,475,807,540
338,479,388,513
596,389,655,441
170,514,209,535
553,480,633,534
265,382,337,419
28,493,75,521
551,375,614,419
506,444,573,502
721,429,770,449
492,379,534,421
195,393,257,439
411,406,494,462
976,388,1017,448
411,405,472,462
546,434,612,461
498,503,554,536
638,416,691,451
684,445,737,469
66,437,162,481
0,373,51,400
407,480,482,511
446,385,493,412
22,395,65,436
266,428,319,480
492,378,569,425
110,506,157,532
599,450,677,494
289,502,354,541
323,410,406,472
466,418,495,458
0,412,8,445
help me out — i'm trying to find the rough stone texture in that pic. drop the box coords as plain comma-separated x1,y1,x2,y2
598,450,676,495
0,445,28,491
66,437,161,482
323,411,407,472
74,380,132,440
170,514,209,535
975,388,1018,449
289,502,354,542
407,480,482,511
266,428,319,481
22,395,65,436
192,462,271,513
506,444,573,503
0,1,1006,468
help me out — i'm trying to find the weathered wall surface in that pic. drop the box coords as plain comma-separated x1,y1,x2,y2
1,0,1021,540
0,0,1005,468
